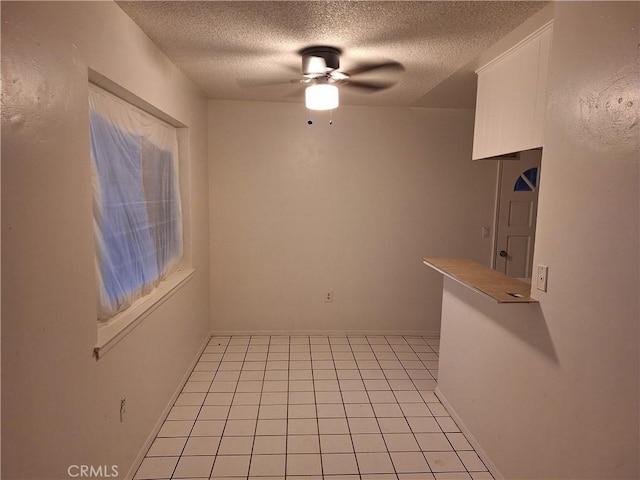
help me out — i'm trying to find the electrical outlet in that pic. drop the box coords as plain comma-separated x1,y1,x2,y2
325,291,333,303
536,265,548,292
120,397,127,422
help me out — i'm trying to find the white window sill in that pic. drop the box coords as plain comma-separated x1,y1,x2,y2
94,268,195,359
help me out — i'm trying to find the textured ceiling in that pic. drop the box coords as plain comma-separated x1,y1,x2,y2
117,1,547,108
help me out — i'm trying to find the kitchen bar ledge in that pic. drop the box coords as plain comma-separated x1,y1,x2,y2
423,257,538,304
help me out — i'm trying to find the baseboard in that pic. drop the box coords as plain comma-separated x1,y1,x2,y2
124,333,212,480
435,386,504,480
210,329,441,338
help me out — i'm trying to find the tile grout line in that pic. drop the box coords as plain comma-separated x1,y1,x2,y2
338,336,363,479
207,335,236,479
403,334,437,476
239,334,257,480
284,334,291,479
368,334,396,478
201,336,228,480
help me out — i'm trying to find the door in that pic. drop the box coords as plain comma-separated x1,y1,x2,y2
494,149,542,278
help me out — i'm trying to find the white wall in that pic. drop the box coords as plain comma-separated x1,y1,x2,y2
208,101,497,335
1,2,210,479
437,2,639,478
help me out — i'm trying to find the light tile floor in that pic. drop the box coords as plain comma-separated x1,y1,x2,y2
134,335,494,480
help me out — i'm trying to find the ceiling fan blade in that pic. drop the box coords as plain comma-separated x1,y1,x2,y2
237,78,303,88
347,61,405,76
340,79,397,92
284,65,301,75
283,89,305,100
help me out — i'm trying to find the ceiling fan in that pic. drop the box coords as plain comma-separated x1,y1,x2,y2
300,46,404,110
244,46,405,110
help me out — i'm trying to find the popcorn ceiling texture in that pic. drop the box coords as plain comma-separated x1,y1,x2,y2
117,1,547,107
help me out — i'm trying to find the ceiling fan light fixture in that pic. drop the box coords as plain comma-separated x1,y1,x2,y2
305,83,339,110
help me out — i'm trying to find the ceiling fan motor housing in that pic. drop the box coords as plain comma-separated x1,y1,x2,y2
302,46,341,76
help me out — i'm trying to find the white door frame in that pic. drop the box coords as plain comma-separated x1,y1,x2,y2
490,160,504,270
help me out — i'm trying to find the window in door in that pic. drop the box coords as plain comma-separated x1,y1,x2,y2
514,167,539,192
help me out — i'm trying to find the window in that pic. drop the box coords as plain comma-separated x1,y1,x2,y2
514,167,539,192
89,85,183,321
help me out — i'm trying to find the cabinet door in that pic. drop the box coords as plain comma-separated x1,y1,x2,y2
472,23,553,160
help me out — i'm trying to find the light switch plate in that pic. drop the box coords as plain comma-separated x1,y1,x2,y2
537,265,548,292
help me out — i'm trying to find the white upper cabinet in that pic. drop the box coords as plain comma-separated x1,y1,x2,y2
472,22,553,160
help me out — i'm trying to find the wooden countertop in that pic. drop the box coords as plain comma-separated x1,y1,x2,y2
423,257,538,304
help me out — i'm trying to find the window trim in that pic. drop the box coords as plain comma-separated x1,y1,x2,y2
94,267,194,359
